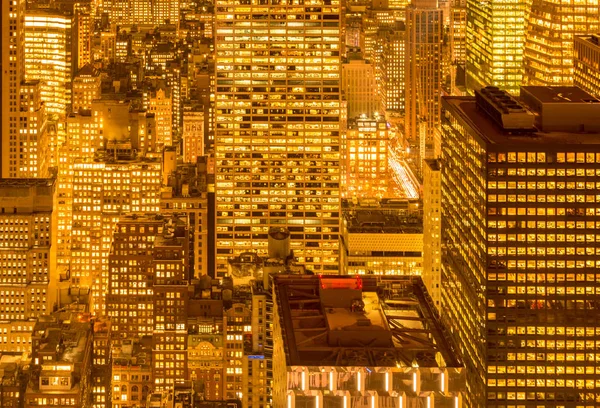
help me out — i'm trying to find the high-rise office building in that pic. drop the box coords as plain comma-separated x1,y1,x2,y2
108,0,131,25
0,178,57,353
449,0,466,93
130,0,153,25
441,86,600,407
1,0,25,178
377,24,406,115
18,81,49,178
422,159,441,310
107,215,162,340
342,57,380,120
72,0,93,69
405,0,443,167
450,0,466,66
71,142,162,314
24,8,76,118
58,111,95,267
523,1,599,86
223,303,251,400
107,214,190,391
160,157,210,278
91,317,111,408
465,0,528,94
340,199,423,276
151,219,190,391
360,8,397,61
214,0,342,276
574,34,600,98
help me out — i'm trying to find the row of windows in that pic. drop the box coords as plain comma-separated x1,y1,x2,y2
489,181,600,189
488,152,600,164
489,167,600,177
489,194,600,203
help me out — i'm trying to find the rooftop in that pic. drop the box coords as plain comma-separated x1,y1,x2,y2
344,210,422,234
521,86,598,104
0,178,55,188
75,63,99,77
443,97,600,146
273,275,461,368
112,337,152,368
33,312,91,365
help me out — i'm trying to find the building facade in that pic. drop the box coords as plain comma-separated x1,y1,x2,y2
341,58,380,120
523,0,599,86
405,0,443,167
71,144,161,314
574,34,600,98
106,215,162,340
0,179,57,353
18,81,49,178
422,159,442,310
214,0,342,276
465,0,528,94
340,199,423,276
1,0,25,178
24,9,75,118
441,86,600,407
343,116,390,199
72,64,101,113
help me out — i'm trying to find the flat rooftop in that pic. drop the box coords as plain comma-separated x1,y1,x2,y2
444,97,600,146
112,337,152,368
273,275,461,368
344,210,422,233
521,86,598,104
0,178,55,187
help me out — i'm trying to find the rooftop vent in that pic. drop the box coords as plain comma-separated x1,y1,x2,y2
475,86,535,131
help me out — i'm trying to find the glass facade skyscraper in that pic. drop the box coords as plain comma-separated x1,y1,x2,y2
465,0,528,94
523,0,600,86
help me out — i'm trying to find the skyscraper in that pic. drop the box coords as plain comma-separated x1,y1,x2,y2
1,0,25,178
341,57,380,119
441,86,600,407
465,0,528,94
423,158,441,310
405,0,443,167
0,178,57,353
377,24,406,114
523,0,599,86
24,8,76,118
214,0,342,276
71,142,162,314
18,81,49,178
